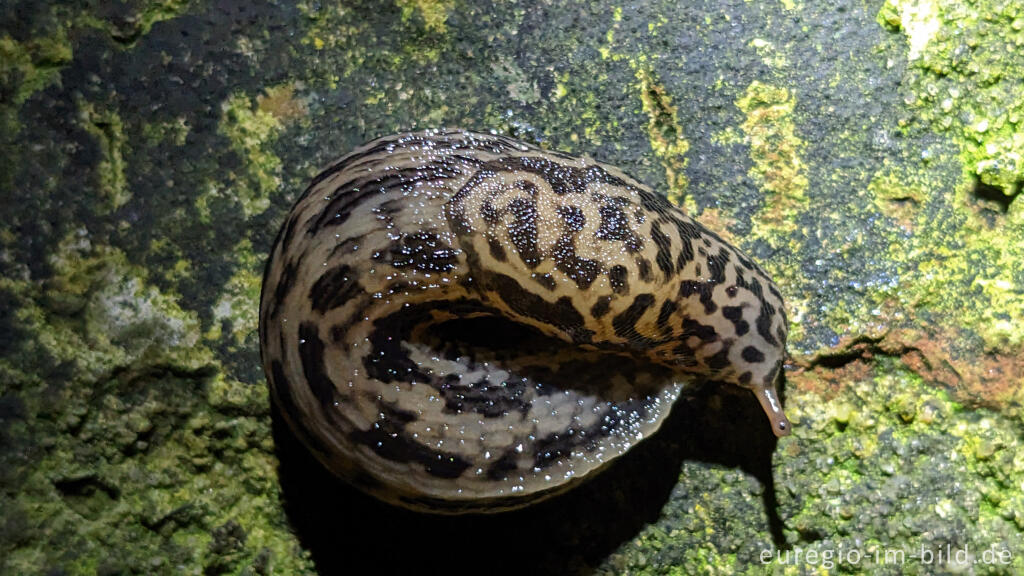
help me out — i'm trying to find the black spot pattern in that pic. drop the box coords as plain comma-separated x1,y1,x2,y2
387,231,459,272
655,299,677,333
298,322,336,407
488,273,593,342
270,359,331,455
678,279,718,315
507,197,541,268
440,374,530,418
742,346,765,363
650,222,674,276
612,294,655,343
608,265,629,295
552,215,602,291
486,450,520,481
309,264,362,313
260,130,790,512
591,296,612,318
721,305,750,336
349,402,472,480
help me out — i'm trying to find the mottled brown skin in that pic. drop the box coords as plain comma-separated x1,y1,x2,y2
259,130,790,513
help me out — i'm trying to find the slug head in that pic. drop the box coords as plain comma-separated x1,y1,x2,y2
722,290,791,438
677,274,791,438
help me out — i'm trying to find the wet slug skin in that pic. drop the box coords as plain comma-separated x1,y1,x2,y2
259,129,790,513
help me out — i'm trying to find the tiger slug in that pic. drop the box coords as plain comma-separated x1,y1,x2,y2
259,129,790,514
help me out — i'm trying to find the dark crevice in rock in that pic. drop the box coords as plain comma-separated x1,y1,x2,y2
972,176,1021,214
806,334,918,370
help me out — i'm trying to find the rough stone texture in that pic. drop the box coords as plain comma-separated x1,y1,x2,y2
1,0,1022,574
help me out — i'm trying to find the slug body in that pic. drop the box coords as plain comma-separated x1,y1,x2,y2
259,130,790,513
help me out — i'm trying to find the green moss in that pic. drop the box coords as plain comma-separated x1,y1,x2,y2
78,0,194,44
636,65,691,208
0,230,314,574
141,116,191,147
772,359,1024,574
395,0,454,34
79,102,132,214
731,81,809,306
881,0,1024,192
0,32,72,108
735,81,808,211
865,159,1024,355
217,90,289,219
207,238,263,348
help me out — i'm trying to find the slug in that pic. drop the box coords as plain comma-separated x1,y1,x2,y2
259,129,790,514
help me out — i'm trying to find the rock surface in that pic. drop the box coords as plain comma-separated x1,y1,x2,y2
1,0,1022,574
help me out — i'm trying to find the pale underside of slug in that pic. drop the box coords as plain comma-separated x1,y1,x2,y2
259,129,790,514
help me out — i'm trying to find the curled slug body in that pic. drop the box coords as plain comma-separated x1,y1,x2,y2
259,130,790,513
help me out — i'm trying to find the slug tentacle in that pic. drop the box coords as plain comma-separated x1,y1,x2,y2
259,129,790,513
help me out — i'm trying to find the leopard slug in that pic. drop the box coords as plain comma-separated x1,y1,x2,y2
259,129,790,514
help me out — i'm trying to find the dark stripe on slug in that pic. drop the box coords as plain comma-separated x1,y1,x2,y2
671,341,699,366
487,236,508,262
765,360,782,386
319,131,497,185
298,322,336,407
742,346,765,363
309,264,362,313
552,236,602,290
279,212,303,256
735,252,756,271
721,305,750,336
650,222,674,276
595,203,644,252
656,299,677,333
270,359,331,456
387,231,459,272
608,265,629,295
558,204,586,232
364,323,433,384
516,179,539,196
440,373,530,418
682,318,718,342
636,187,673,214
531,272,557,291
705,342,732,371
312,163,463,232
486,450,520,481
596,204,630,240
533,396,649,471
706,247,730,284
481,199,502,224
314,135,430,184
611,293,655,342
475,156,633,197
271,260,298,316
635,256,652,282
756,300,779,346
488,273,593,343
675,238,695,270
349,402,472,480
678,280,717,314
591,296,612,319
328,293,373,345
506,197,541,268
672,216,706,241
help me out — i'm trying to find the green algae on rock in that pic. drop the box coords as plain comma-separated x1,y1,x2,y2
2,0,1024,573
880,0,1024,193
